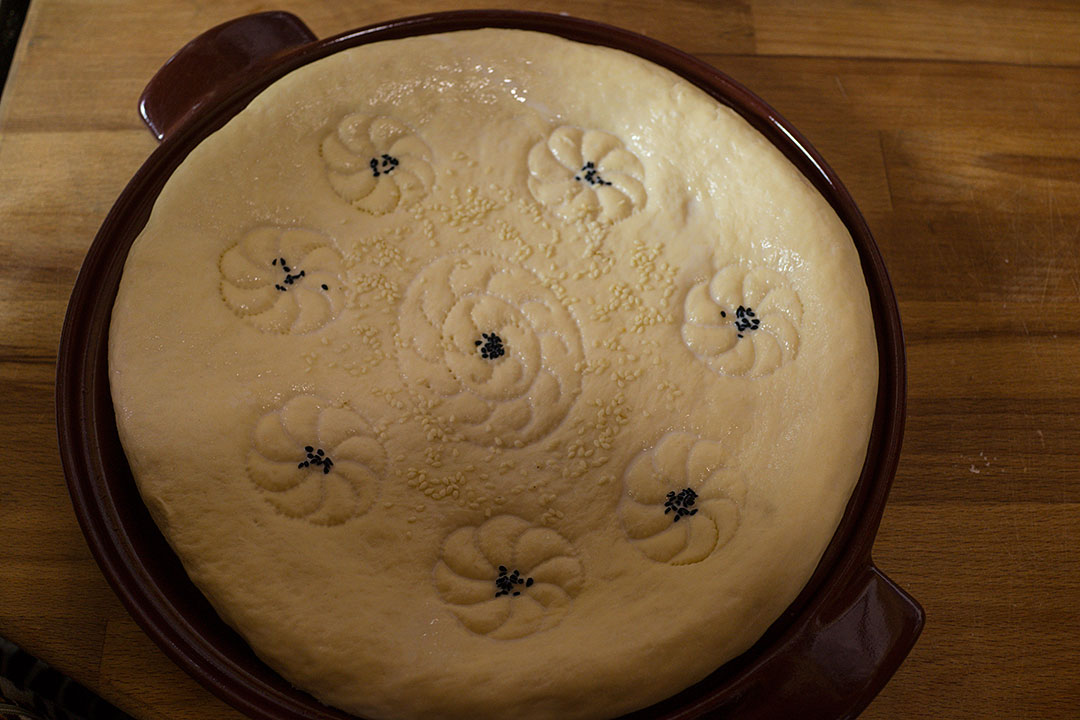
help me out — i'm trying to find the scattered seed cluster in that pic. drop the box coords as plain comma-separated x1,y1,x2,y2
629,240,676,296
664,487,699,521
494,566,534,597
475,332,506,359
564,394,630,466
338,230,416,311
570,240,615,281
348,272,401,305
433,185,500,230
369,153,399,177
356,229,415,270
298,446,334,475
271,257,306,292
655,380,686,413
404,464,500,511
332,325,388,377
574,161,612,187
498,220,535,263
587,241,676,336
734,305,761,338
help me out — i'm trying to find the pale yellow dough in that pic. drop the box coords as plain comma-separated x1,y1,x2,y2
109,29,878,720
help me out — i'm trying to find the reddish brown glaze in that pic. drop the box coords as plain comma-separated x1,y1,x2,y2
56,10,922,720
139,12,316,141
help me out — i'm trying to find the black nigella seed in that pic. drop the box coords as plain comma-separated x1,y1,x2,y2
321,284,329,291
374,154,399,174
317,449,324,456
272,258,277,266
494,566,532,598
664,487,699,524
305,446,313,452
721,311,727,317
477,332,506,360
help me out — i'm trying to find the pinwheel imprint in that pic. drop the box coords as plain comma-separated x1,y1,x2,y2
618,432,747,565
219,226,345,334
320,113,434,214
398,253,585,447
434,515,584,639
681,263,803,377
527,126,645,224
247,395,387,525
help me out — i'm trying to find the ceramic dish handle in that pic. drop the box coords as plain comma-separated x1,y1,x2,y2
139,12,316,142
719,563,924,720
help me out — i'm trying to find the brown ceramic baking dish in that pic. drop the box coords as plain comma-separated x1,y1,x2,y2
56,10,923,720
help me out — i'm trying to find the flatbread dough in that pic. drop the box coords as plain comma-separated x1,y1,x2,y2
109,29,878,720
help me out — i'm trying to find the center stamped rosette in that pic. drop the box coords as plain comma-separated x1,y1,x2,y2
398,253,585,447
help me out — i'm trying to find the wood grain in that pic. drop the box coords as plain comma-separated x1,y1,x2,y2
752,0,1080,65
1,1,1077,719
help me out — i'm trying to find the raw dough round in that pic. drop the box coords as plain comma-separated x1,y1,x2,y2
109,29,877,720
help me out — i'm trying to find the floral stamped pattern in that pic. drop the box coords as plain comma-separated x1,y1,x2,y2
618,432,746,565
434,515,584,639
219,226,345,334
320,114,434,215
681,263,803,377
527,127,646,224
247,396,387,525
398,253,585,447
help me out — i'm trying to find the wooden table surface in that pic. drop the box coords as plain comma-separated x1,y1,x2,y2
2,1,1078,718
